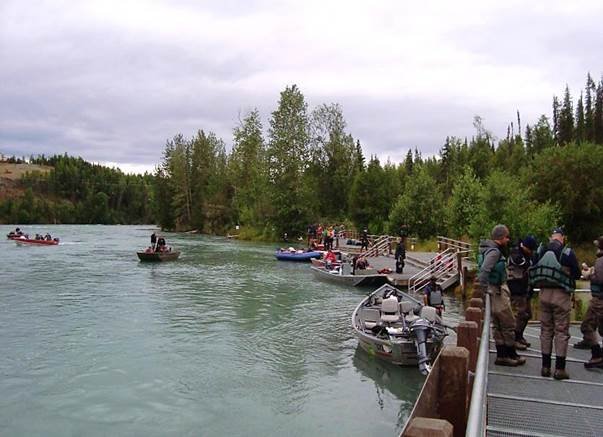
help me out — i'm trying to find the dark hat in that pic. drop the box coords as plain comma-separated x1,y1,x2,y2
594,237,603,250
521,235,538,251
551,226,565,236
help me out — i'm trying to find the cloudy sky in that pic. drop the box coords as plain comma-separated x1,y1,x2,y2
1,1,602,173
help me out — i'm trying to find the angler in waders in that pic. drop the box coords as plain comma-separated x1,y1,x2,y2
477,224,526,367
529,227,581,380
580,236,603,369
507,236,538,350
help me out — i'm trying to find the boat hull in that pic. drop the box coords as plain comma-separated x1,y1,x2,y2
14,238,59,246
137,251,181,262
355,331,442,366
310,266,389,287
274,251,321,261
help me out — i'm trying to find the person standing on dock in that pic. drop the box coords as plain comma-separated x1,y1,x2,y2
395,237,406,274
529,227,581,380
580,236,603,369
360,228,369,252
507,235,538,350
477,224,526,367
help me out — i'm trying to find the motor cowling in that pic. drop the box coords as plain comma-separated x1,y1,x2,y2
410,317,432,375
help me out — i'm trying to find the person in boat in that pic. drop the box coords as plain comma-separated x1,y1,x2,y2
355,256,369,270
15,227,23,236
145,246,153,254
529,227,581,380
151,232,157,250
477,224,526,367
324,250,337,270
424,276,445,317
579,236,603,369
156,236,166,252
507,235,538,351
45,233,52,241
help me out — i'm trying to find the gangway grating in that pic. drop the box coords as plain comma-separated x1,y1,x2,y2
486,395,602,437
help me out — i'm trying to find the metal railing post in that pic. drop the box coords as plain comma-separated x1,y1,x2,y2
465,293,491,437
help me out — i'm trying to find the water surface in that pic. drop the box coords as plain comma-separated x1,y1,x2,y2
0,225,460,436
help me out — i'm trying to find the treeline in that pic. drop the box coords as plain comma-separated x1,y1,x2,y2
157,74,603,243
0,155,155,224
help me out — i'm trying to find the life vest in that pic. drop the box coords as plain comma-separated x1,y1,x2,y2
428,287,444,306
477,248,507,286
529,247,575,292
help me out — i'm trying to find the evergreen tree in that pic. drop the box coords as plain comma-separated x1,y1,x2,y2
557,85,574,145
575,93,585,144
595,77,603,144
585,73,596,142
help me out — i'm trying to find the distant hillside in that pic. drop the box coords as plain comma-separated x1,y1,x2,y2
0,156,155,224
0,163,52,201
0,162,52,181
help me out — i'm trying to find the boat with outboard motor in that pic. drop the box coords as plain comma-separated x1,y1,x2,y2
351,283,448,374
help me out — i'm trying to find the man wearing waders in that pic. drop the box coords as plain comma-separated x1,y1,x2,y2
507,236,538,350
477,225,526,366
529,227,580,379
580,236,603,369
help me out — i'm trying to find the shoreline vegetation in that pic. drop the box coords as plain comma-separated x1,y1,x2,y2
1,73,603,249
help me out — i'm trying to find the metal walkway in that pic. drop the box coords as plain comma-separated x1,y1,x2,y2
485,324,603,437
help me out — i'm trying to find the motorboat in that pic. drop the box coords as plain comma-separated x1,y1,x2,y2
351,283,448,374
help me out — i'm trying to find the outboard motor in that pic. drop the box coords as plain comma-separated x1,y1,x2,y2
410,317,432,375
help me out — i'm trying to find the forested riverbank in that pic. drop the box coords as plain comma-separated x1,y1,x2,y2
2,73,603,243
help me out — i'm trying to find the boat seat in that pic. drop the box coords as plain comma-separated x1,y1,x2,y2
361,308,381,329
399,301,414,315
420,306,437,323
381,296,401,323
400,301,419,323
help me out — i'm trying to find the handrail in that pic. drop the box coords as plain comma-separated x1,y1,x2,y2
364,235,391,257
408,248,457,293
437,236,472,255
465,293,491,437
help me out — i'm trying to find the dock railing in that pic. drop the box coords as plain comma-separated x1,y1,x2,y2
465,293,490,437
408,248,458,294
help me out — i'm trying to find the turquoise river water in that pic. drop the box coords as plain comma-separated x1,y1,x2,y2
0,225,463,437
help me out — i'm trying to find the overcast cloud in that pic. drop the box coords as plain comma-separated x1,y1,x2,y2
1,0,602,173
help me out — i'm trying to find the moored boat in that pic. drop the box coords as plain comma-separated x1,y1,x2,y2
274,249,321,262
137,250,181,262
351,283,448,374
310,265,389,287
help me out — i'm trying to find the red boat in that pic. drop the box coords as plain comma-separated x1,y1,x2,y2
14,238,59,246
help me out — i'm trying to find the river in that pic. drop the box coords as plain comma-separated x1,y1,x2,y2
0,225,463,436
